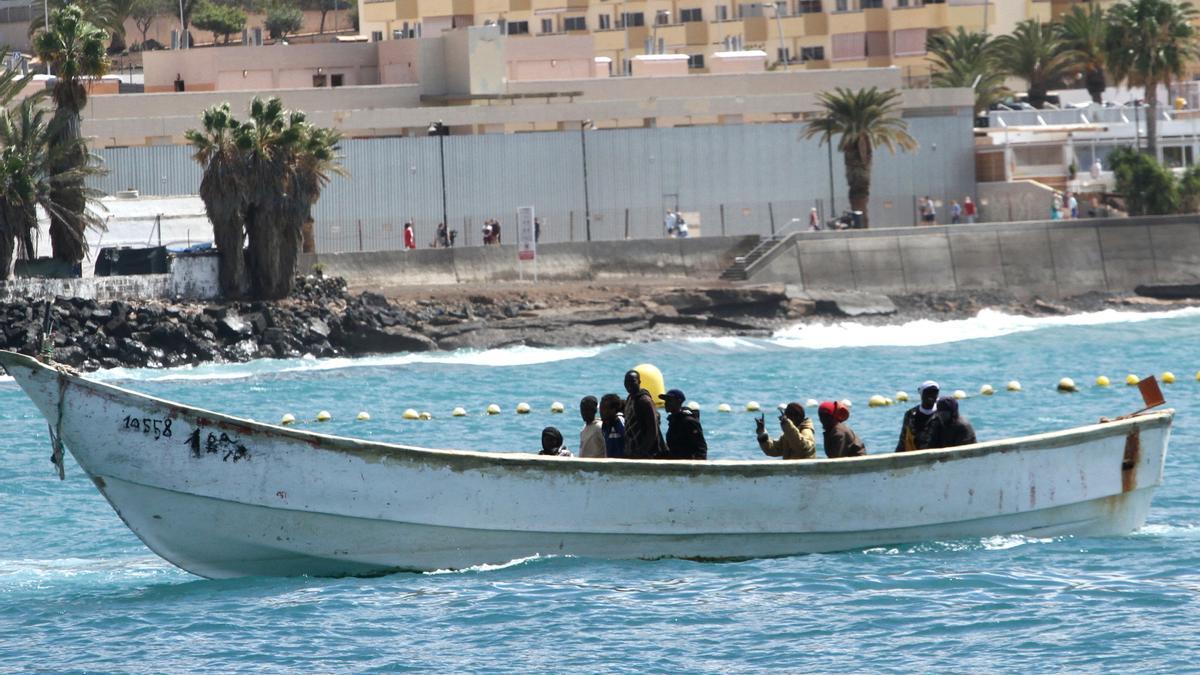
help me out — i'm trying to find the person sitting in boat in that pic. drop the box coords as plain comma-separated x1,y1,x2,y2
660,389,707,460
578,396,606,459
756,402,815,460
927,397,977,449
896,381,940,452
539,427,572,457
600,393,626,458
623,370,666,459
817,401,867,458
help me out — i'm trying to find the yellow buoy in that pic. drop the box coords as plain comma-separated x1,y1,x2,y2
280,413,296,426
1162,371,1176,384
895,391,909,402
686,401,700,412
356,411,371,421
419,411,432,420
746,401,761,412
550,401,565,413
402,408,419,420
452,407,467,417
953,389,967,400
633,363,666,408
717,403,732,413
1095,375,1110,388
980,384,995,396
315,410,331,422
1195,371,1200,382
486,404,501,415
516,402,532,414
1125,374,1140,386
1007,380,1022,392
1057,377,1078,393
868,394,888,408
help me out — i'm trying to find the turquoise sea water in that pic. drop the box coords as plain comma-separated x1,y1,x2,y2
2,308,1200,671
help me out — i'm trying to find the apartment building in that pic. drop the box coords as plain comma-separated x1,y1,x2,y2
360,0,1057,80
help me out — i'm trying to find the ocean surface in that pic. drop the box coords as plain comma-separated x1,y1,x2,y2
2,307,1200,672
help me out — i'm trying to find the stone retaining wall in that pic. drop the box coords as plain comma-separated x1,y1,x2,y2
746,215,1200,298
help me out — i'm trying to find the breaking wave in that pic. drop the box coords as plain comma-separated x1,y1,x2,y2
91,344,615,383
771,307,1200,350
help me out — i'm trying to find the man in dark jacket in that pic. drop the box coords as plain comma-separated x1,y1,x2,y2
896,380,939,452
817,401,867,458
928,396,977,449
660,389,707,460
623,369,665,459
599,393,625,458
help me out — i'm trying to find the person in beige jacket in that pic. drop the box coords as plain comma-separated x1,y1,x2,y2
756,402,816,459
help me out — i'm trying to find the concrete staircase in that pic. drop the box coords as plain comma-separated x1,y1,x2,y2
719,230,795,281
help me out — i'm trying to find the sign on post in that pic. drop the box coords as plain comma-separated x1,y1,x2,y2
517,206,536,261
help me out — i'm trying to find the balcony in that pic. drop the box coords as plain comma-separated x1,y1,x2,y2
362,0,401,22
593,28,630,51
742,15,768,43
862,7,888,31
684,20,709,45
827,9,865,34
888,5,934,31
417,0,473,16
530,0,589,12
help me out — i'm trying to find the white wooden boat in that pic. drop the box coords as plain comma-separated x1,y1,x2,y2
0,349,1173,579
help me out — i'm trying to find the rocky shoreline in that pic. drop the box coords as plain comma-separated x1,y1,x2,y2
0,276,1196,374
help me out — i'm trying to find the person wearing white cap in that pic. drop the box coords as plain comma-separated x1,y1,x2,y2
896,380,939,452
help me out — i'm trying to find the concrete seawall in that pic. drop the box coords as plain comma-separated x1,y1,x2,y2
300,236,759,287
747,216,1200,298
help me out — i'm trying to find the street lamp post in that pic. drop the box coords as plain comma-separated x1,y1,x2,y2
179,0,187,48
428,121,449,234
826,126,836,219
580,120,593,241
771,1,786,67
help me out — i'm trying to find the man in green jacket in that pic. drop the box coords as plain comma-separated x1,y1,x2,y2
757,402,816,460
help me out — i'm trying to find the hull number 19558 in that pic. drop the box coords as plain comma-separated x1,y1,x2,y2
122,415,173,440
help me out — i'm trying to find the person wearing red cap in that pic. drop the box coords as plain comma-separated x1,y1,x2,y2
817,401,867,458
756,402,816,460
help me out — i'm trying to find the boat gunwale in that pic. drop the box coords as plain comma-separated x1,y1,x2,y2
0,349,1175,478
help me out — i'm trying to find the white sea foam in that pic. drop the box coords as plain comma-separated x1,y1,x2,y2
685,336,770,350
424,553,560,575
90,344,614,383
771,306,1200,349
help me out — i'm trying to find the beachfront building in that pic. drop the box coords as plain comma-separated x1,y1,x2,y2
356,0,1061,84
79,26,977,247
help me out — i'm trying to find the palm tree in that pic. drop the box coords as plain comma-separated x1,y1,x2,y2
185,103,250,298
1105,0,1200,157
926,28,1010,115
186,97,344,300
992,19,1075,109
29,0,130,42
0,100,106,278
33,4,110,265
1061,3,1109,104
802,87,917,228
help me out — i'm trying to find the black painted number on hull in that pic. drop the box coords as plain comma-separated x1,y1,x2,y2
122,415,173,440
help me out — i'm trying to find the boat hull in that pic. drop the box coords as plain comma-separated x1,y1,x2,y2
0,350,1173,578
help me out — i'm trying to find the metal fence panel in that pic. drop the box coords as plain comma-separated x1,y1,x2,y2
88,112,977,252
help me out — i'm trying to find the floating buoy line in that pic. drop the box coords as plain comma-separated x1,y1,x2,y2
275,367,1184,426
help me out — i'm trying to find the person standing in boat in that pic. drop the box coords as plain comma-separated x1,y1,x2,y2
817,401,867,458
600,393,626,458
578,396,606,459
927,397,977,449
896,381,940,452
539,427,572,457
756,402,815,460
660,389,707,460
623,370,666,459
